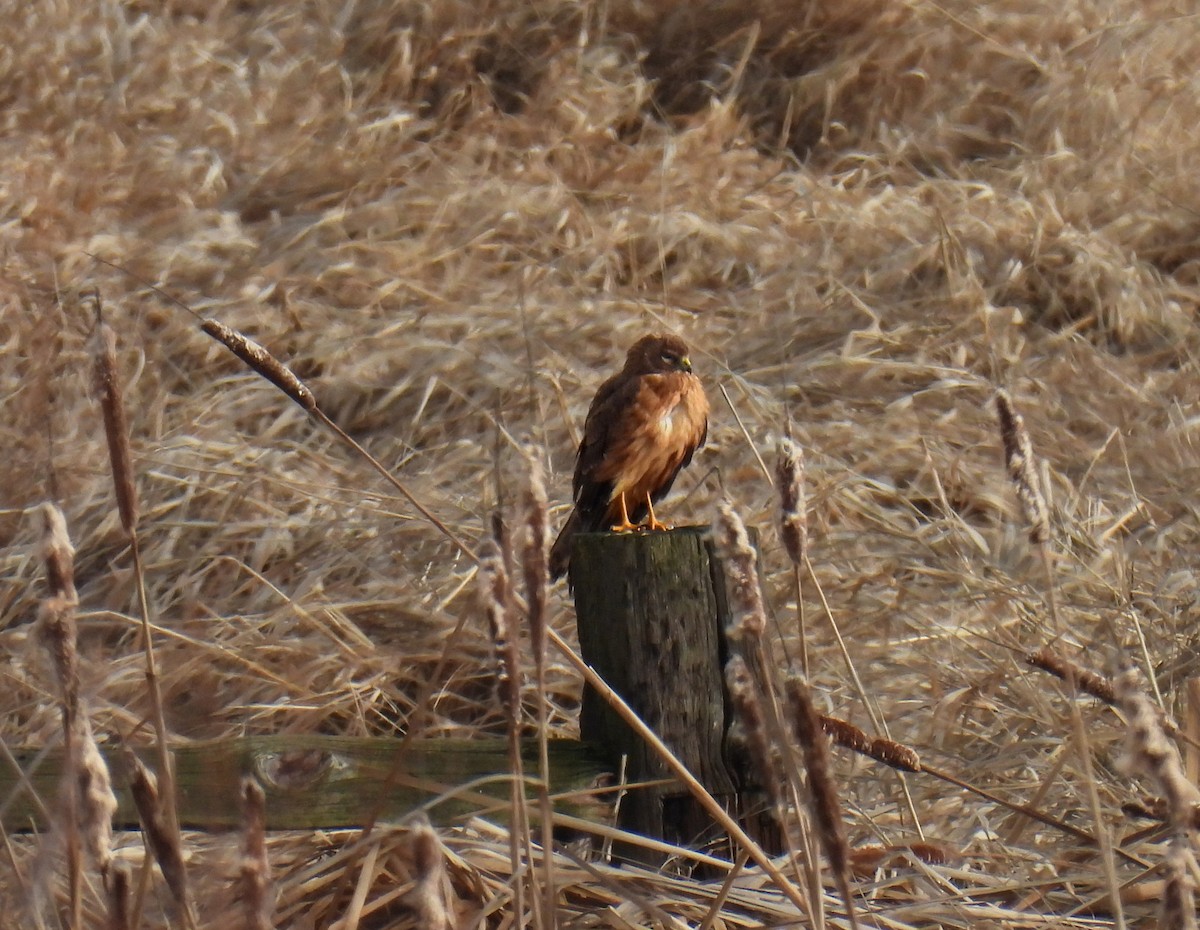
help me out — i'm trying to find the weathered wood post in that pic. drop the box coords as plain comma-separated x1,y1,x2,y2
570,525,756,855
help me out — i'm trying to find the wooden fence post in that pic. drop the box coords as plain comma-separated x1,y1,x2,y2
570,525,759,856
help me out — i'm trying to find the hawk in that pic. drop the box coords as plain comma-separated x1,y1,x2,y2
549,332,709,581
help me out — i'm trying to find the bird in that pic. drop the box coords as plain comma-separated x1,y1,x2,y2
549,332,709,581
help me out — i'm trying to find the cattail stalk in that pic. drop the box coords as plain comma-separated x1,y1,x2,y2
240,777,273,930
200,318,476,562
76,716,118,878
40,503,78,604
37,594,82,927
478,535,534,928
89,302,138,536
786,674,859,930
125,751,189,913
1026,648,1116,704
1116,665,1198,929
726,652,826,919
37,504,117,916
107,862,132,930
36,506,86,926
1162,839,1198,930
993,389,1060,634
713,500,766,642
725,656,786,819
715,500,820,917
820,713,1151,863
89,297,191,922
520,448,556,930
200,320,316,413
776,438,809,675
409,817,451,930
1116,665,1200,822
995,390,1125,921
993,389,1049,547
38,597,80,733
820,715,921,773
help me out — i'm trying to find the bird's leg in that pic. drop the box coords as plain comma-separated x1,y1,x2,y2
644,493,671,532
609,493,640,533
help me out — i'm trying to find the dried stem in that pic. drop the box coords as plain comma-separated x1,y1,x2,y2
36,505,116,925
714,498,822,913
478,535,534,928
520,447,557,930
786,674,859,930
89,297,191,924
776,438,810,676
994,388,1122,922
200,318,476,562
106,862,132,930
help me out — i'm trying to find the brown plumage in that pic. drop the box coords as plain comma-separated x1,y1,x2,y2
550,333,709,581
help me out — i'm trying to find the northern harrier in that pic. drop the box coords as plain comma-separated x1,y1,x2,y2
549,332,709,580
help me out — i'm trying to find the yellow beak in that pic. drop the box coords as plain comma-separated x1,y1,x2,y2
680,356,692,373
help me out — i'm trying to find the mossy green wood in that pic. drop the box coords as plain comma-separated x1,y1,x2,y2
0,736,604,831
570,525,742,851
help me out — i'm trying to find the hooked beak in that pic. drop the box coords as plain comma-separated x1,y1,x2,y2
680,356,692,373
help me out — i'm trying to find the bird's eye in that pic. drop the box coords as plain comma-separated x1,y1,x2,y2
660,351,675,363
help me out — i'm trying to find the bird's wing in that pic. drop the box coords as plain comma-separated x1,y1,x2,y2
572,371,642,525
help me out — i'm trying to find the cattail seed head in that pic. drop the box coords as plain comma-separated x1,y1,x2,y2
714,499,766,640
785,673,857,928
89,308,139,535
201,319,317,412
993,390,1049,545
1161,837,1198,930
409,816,450,930
37,596,80,727
240,777,272,930
39,503,77,604
75,716,118,877
1114,664,1200,830
775,438,808,566
821,714,922,773
725,655,784,809
1026,648,1116,705
125,751,189,909
478,537,521,718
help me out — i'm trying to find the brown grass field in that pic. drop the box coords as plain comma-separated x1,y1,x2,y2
3,0,1200,927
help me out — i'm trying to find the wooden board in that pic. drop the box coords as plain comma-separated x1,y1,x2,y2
0,735,606,831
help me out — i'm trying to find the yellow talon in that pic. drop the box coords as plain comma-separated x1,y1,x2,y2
609,493,640,533
644,493,670,532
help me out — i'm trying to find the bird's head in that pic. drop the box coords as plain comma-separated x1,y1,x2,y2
625,333,693,375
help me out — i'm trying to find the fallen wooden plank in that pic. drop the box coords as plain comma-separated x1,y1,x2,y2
0,735,608,831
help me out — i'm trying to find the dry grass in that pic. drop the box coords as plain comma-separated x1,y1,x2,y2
3,0,1200,926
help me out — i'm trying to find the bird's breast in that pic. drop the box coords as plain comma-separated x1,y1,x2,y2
657,401,685,438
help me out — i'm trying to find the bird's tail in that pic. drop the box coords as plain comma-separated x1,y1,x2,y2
549,510,580,581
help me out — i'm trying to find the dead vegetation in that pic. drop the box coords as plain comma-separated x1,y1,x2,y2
3,0,1200,926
